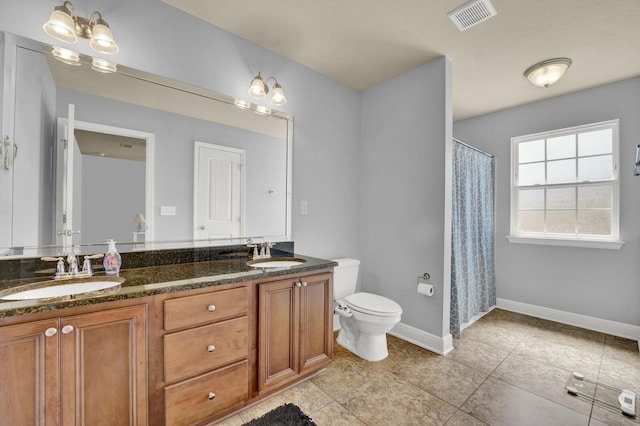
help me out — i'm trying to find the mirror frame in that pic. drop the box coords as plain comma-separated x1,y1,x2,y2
0,32,293,258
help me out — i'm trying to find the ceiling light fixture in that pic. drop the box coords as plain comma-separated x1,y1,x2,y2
248,73,287,106
43,1,119,54
524,58,572,88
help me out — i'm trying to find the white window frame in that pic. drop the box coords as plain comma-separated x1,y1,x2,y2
507,119,624,249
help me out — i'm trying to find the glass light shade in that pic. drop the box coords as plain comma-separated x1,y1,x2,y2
89,22,119,54
91,57,117,73
270,84,287,106
524,58,572,88
43,8,78,44
51,46,81,66
255,105,271,115
248,74,267,99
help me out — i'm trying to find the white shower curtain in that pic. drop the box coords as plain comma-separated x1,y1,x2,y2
450,139,496,339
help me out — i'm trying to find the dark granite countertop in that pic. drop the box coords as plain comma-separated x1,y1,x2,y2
0,254,337,319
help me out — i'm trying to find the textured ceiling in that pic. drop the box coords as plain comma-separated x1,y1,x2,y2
164,0,640,120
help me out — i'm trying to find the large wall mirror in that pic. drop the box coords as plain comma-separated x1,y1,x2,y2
0,32,292,258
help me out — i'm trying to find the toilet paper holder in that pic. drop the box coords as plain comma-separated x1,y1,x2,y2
418,272,430,284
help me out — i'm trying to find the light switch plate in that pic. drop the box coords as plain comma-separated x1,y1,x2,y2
160,206,176,216
300,200,308,215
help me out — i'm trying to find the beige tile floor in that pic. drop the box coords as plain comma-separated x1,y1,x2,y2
218,309,639,425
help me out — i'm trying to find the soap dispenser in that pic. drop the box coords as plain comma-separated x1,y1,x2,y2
103,239,122,276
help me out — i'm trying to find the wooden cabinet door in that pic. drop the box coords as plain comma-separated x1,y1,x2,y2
299,273,333,373
0,319,60,425
258,279,299,391
60,305,148,426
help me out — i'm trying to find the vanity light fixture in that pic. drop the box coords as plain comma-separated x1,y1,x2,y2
248,73,288,106
91,57,117,73
524,58,572,88
43,1,119,55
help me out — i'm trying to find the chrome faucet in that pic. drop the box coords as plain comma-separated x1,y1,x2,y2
247,242,274,260
67,254,79,276
42,253,103,279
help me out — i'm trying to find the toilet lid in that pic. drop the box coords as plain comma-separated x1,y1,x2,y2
344,292,402,317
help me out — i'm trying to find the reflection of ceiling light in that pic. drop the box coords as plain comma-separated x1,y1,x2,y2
524,58,572,88
248,72,288,106
255,105,272,115
91,57,117,73
51,46,81,66
234,98,251,110
43,1,119,55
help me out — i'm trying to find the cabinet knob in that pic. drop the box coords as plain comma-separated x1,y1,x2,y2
44,327,57,337
296,282,302,288
207,304,216,312
302,281,308,287
207,345,216,352
61,325,74,334
208,392,216,400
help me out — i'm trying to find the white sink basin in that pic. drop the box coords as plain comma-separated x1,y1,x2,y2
247,258,307,269
0,276,125,301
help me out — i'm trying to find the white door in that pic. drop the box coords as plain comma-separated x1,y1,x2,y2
55,104,80,250
194,142,245,240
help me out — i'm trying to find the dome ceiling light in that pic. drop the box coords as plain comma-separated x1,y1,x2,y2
524,58,572,88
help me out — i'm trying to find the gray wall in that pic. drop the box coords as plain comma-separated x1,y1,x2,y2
454,77,640,326
0,0,362,260
361,57,453,336
80,155,145,244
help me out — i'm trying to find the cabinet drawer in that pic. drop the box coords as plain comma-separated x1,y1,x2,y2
164,286,248,331
165,360,248,426
164,316,248,383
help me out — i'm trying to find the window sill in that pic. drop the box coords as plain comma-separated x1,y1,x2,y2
506,235,624,250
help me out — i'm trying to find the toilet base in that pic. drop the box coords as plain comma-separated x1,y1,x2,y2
336,326,390,362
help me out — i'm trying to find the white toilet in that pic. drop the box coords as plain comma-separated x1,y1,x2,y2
333,258,402,362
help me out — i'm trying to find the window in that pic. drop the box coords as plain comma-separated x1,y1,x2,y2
509,120,623,249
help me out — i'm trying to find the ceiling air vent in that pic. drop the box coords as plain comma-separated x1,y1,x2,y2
448,0,497,31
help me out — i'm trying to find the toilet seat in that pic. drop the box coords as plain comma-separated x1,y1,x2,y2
343,292,402,317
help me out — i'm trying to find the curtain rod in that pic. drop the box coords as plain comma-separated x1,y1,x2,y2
453,138,494,158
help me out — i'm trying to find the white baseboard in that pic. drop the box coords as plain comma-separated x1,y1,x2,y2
497,298,640,343
390,322,454,356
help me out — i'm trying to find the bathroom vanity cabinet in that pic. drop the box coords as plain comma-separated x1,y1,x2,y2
0,304,147,425
258,272,333,393
162,287,250,426
0,262,334,425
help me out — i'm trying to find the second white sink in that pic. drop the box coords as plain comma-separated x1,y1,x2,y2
247,258,307,269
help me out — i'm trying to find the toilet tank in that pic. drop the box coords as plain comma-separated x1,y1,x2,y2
332,258,360,300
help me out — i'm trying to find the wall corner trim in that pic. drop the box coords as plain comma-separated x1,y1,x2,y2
390,322,454,355
497,298,640,343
